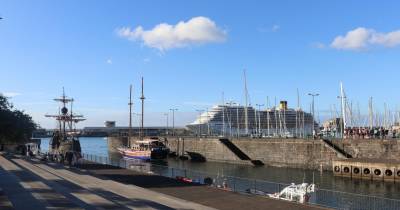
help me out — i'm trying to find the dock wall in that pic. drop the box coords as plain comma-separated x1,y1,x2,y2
331,139,400,159
108,137,400,170
167,138,343,170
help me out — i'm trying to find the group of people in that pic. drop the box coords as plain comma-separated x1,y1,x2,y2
42,151,81,166
343,127,397,139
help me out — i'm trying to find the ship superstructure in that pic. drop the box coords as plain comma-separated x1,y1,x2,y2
188,101,318,138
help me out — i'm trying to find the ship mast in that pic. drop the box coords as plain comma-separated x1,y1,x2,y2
243,69,249,136
140,77,145,140
369,97,373,129
339,82,347,138
45,88,85,138
128,84,133,148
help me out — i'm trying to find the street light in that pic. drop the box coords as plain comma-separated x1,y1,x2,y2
169,108,178,136
308,93,319,139
164,113,169,136
195,109,205,136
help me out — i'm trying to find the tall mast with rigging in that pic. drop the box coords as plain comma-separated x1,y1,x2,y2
140,77,145,140
128,85,133,148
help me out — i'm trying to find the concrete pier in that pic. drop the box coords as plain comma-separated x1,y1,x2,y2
0,152,327,210
333,158,400,182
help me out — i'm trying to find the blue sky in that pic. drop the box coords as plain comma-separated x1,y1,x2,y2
1,0,400,128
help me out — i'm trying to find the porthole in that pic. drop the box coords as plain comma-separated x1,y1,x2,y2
397,170,400,177
353,167,360,174
374,169,382,176
363,168,370,175
385,169,393,176
343,167,350,173
334,166,340,172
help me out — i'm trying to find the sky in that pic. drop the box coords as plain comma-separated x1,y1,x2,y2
1,0,400,128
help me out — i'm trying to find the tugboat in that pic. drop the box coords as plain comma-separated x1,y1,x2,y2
117,78,170,161
45,88,85,163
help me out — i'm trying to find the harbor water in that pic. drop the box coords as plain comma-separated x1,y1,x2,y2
40,137,400,200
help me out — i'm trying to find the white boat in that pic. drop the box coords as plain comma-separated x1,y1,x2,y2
118,138,169,160
267,183,316,204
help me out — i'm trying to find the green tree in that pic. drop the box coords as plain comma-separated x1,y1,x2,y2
0,94,37,143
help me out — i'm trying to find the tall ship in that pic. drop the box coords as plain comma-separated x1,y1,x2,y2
187,101,318,138
45,89,85,162
118,78,169,160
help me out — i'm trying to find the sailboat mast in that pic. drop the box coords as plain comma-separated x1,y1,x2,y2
369,97,373,129
340,82,347,134
62,87,66,136
243,69,249,135
140,77,145,140
222,92,225,136
128,84,133,148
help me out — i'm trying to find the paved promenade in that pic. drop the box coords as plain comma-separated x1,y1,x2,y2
0,153,215,210
0,153,328,210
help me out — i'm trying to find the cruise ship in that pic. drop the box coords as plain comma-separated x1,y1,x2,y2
187,101,318,138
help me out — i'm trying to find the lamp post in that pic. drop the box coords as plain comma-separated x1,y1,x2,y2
195,109,205,136
169,108,178,136
164,113,169,136
308,93,319,139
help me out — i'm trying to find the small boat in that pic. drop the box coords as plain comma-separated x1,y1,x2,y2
118,138,170,161
266,183,316,204
176,176,201,184
246,189,269,196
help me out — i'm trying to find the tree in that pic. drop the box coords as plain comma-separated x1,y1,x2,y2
0,94,37,143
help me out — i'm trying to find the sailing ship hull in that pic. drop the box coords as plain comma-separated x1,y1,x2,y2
151,148,170,159
118,148,151,160
118,148,169,160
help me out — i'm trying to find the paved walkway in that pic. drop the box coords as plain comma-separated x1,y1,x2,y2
0,153,215,210
79,163,328,210
0,153,329,210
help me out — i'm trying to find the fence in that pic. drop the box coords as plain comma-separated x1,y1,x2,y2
80,153,400,210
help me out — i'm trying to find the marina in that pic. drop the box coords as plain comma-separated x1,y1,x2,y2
2,1,400,209
39,137,400,200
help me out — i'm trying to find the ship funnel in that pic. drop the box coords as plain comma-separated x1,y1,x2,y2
279,101,288,110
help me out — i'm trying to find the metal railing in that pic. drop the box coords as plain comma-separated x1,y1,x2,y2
80,153,400,210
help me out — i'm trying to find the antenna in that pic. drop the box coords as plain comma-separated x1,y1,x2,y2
140,77,145,140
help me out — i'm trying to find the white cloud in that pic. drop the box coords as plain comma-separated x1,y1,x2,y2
271,24,280,32
2,92,21,97
330,27,400,50
370,30,400,47
331,27,371,50
106,59,112,64
117,16,227,51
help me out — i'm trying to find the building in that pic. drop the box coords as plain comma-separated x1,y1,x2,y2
187,101,318,137
104,121,116,128
81,126,189,137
